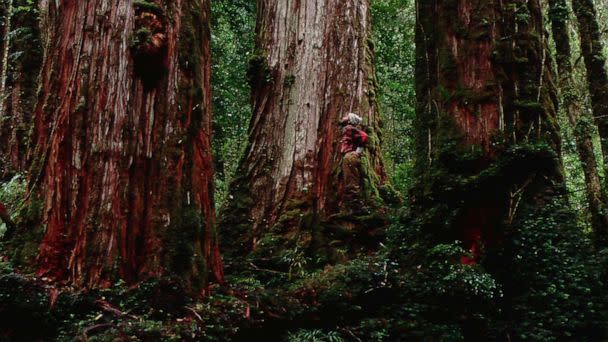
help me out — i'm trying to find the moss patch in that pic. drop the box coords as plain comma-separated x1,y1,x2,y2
133,0,162,15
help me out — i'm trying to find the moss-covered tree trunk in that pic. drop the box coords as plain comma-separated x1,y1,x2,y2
415,0,562,262
221,0,387,256
0,0,13,177
571,0,608,197
549,0,608,245
0,0,11,113
0,0,43,179
28,0,222,290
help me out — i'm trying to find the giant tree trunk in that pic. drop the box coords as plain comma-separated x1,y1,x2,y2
221,0,387,257
415,0,562,262
0,0,43,179
571,0,608,198
549,0,608,246
29,0,222,289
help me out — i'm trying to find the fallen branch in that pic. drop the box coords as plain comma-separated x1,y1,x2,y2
185,306,203,322
95,299,138,320
249,263,289,275
345,328,363,342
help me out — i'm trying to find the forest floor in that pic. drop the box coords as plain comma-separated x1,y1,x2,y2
1,199,606,341
0,253,397,341
0,212,397,341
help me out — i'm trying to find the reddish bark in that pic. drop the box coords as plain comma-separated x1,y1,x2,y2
222,0,387,253
440,1,503,262
416,0,562,263
29,0,222,289
458,206,501,264
445,2,500,151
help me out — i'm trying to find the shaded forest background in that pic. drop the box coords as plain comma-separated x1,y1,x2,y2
1,0,608,340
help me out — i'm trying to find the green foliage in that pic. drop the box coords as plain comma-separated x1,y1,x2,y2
129,27,153,52
0,0,43,178
129,27,152,64
0,175,45,269
283,74,296,87
287,329,344,342
380,193,608,340
0,174,25,236
372,0,416,195
500,197,607,340
0,267,249,341
133,0,162,14
210,0,256,208
5,0,41,73
599,1,608,56
378,219,502,340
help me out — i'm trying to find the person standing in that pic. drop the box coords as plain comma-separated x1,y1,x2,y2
339,113,369,214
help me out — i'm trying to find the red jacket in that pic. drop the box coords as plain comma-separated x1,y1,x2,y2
341,125,369,154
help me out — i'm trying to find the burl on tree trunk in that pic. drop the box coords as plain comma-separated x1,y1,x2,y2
415,0,562,263
220,0,388,257
28,0,222,289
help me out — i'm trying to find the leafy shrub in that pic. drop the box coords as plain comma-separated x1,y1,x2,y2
497,198,608,341
0,174,26,236
287,329,344,342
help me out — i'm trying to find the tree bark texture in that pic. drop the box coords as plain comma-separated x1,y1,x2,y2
222,0,387,254
549,0,608,246
0,0,43,179
571,0,608,196
29,0,222,289
415,0,562,261
0,0,11,114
